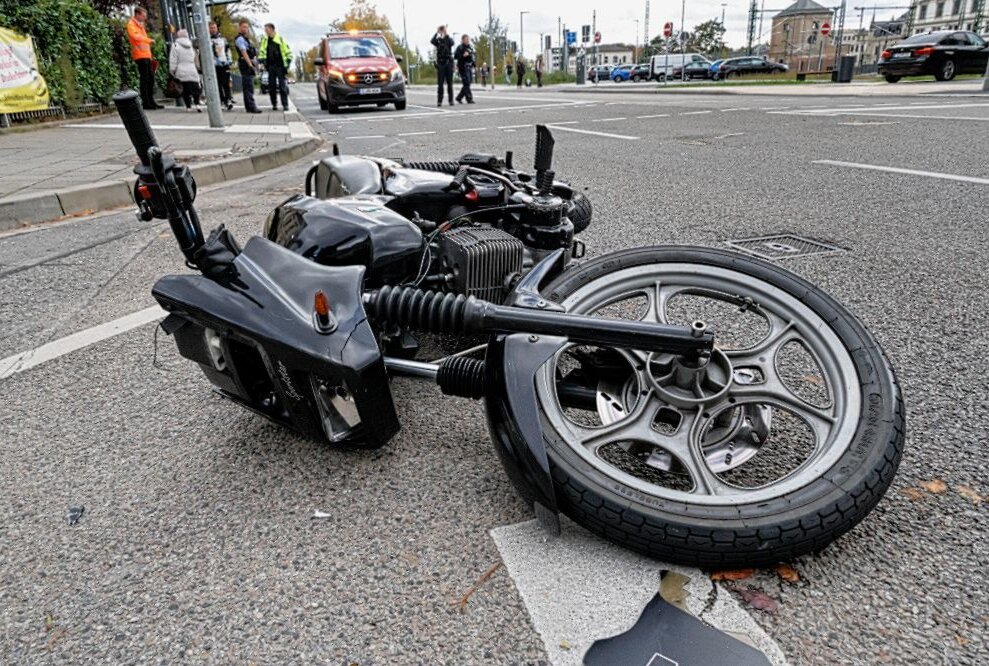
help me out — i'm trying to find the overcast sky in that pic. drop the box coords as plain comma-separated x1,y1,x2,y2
255,0,771,59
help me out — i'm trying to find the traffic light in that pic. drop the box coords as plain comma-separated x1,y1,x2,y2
582,25,590,43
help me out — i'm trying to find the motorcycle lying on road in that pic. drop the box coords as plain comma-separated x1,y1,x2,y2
113,90,904,567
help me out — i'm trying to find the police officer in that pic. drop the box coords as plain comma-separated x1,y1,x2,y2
259,23,292,111
454,34,475,104
431,26,454,107
234,20,263,114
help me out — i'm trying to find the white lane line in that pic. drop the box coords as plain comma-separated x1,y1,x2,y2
366,117,395,122
782,102,989,115
407,103,448,113
346,134,387,139
721,107,751,112
491,519,789,666
397,130,436,136
758,106,790,111
549,120,579,125
450,127,487,132
635,113,669,118
497,124,532,129
544,124,639,140
592,117,627,122
681,110,712,116
835,112,989,122
0,306,166,380
814,160,989,185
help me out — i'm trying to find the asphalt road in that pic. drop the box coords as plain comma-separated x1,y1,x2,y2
2,82,988,664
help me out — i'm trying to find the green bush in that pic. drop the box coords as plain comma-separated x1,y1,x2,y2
0,0,120,107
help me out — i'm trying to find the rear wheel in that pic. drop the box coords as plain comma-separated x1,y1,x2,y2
884,74,901,83
537,246,904,567
934,59,956,81
394,99,407,111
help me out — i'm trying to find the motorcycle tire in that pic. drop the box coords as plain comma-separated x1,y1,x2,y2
568,191,593,235
537,246,904,567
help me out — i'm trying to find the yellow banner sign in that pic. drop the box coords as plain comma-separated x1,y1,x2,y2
0,27,50,114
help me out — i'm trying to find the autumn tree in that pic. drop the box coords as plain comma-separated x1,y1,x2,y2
685,20,726,57
473,14,509,68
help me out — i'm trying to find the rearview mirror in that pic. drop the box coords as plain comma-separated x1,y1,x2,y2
314,57,324,67
395,54,404,63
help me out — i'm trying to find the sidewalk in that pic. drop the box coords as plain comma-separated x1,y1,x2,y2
555,78,988,97
0,101,321,230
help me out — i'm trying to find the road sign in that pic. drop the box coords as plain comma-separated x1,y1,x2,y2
663,22,673,38
821,22,831,36
582,25,591,43
566,30,577,45
594,31,602,44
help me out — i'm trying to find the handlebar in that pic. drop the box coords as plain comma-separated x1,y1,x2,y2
113,90,158,167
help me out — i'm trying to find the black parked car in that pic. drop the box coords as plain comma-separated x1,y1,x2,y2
878,30,989,82
673,60,713,80
717,56,788,79
588,65,613,83
630,63,652,81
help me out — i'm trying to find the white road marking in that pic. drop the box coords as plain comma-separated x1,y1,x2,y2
758,106,790,111
549,120,579,125
592,117,627,122
491,519,789,666
397,130,436,136
721,107,751,112
0,306,166,380
681,110,712,115
497,124,532,129
834,112,989,122
347,134,387,139
778,102,989,115
544,124,639,140
636,113,670,118
814,160,989,185
450,127,487,132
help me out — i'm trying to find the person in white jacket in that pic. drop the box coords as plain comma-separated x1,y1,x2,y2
169,30,202,111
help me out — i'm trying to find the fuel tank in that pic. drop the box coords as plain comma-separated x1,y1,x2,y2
265,194,424,288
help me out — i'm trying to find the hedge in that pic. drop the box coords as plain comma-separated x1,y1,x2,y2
0,0,120,108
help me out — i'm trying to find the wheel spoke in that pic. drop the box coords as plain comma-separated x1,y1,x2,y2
642,281,681,325
730,379,837,447
660,411,738,496
569,391,655,451
723,311,796,366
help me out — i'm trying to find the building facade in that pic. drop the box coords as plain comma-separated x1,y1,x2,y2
908,0,987,34
767,0,838,72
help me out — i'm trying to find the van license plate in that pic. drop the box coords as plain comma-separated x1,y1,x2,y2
359,87,381,95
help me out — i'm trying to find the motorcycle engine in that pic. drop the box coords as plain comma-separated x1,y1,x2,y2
438,227,524,302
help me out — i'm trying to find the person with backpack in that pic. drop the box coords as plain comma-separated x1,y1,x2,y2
515,55,526,89
169,29,202,112
431,25,454,107
259,23,292,111
209,22,234,110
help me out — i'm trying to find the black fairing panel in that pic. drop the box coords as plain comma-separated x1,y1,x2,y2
382,168,459,221
314,155,382,198
267,194,424,288
152,236,399,447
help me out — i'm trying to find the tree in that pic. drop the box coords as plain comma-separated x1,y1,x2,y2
685,20,726,56
473,15,509,68
330,0,398,44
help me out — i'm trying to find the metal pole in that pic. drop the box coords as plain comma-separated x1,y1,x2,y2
592,10,597,67
680,0,686,54
489,0,496,88
983,54,989,92
520,11,527,57
191,0,223,127
401,0,410,80
722,3,727,25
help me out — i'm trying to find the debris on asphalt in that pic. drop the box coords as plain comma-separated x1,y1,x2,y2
66,506,84,525
956,485,983,506
312,510,332,519
659,570,691,611
902,487,926,501
583,593,771,665
920,479,948,494
450,562,502,613
710,568,754,581
559,639,572,651
734,587,780,614
774,563,800,584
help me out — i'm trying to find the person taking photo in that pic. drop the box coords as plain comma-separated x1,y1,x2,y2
431,26,454,107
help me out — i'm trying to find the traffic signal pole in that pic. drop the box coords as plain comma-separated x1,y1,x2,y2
192,0,223,127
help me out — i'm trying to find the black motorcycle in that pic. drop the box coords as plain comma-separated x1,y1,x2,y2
114,90,904,567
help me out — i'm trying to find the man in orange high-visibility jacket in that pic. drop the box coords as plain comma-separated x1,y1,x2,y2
127,7,161,109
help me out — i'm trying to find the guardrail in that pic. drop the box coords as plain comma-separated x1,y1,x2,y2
0,102,104,128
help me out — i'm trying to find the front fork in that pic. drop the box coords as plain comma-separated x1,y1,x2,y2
376,250,714,532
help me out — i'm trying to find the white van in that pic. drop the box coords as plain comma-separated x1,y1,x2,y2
650,53,708,80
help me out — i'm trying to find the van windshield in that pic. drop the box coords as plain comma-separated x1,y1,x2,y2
329,36,390,58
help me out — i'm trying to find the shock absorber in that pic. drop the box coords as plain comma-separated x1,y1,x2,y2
401,160,460,174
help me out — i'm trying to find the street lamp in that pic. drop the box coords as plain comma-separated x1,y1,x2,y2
632,18,640,61
520,11,529,57
488,0,496,89
721,3,727,25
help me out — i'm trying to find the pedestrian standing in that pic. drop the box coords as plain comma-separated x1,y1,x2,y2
431,26,454,107
259,23,292,111
479,61,488,88
505,61,513,84
516,55,526,89
127,7,161,110
535,53,545,87
209,22,234,110
454,34,475,104
235,20,263,114
169,29,202,112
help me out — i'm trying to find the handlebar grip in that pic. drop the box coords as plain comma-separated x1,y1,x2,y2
113,90,158,167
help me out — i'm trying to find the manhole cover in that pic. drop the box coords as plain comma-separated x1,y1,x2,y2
724,234,844,261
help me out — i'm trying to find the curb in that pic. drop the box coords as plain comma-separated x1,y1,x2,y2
0,136,322,232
